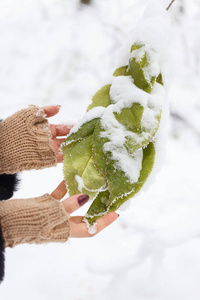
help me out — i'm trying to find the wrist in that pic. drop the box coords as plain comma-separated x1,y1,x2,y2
0,194,70,248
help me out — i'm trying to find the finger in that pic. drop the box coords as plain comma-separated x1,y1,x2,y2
95,212,119,234
70,216,84,224
50,124,72,137
51,180,68,200
62,194,89,214
53,138,66,147
56,152,64,163
42,105,61,118
70,212,119,238
51,140,64,163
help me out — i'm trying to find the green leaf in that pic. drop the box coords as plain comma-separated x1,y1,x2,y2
125,109,162,155
129,54,154,93
62,118,99,145
129,43,161,93
92,120,109,176
63,134,106,198
113,65,131,77
105,152,136,201
62,40,164,227
85,190,110,225
87,84,111,111
156,73,163,85
114,103,144,133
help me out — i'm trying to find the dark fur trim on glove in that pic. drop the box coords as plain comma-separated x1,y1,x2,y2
0,173,19,201
0,173,18,284
0,225,5,283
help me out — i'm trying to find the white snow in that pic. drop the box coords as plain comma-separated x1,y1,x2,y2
75,175,85,193
1,0,200,300
99,107,134,179
106,146,143,184
84,219,97,235
75,175,106,193
65,106,106,137
35,107,46,118
141,83,165,130
100,106,143,184
130,44,161,83
110,75,148,106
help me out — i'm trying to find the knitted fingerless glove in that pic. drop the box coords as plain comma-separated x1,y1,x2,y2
0,105,57,174
0,194,70,247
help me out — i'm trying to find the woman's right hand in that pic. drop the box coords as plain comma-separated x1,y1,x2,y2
51,181,119,237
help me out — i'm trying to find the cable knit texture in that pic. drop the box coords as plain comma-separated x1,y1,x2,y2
0,105,57,174
0,194,71,247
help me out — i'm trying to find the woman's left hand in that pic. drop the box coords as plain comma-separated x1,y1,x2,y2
42,105,73,163
51,181,119,238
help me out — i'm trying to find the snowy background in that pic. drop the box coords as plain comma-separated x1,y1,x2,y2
0,0,200,299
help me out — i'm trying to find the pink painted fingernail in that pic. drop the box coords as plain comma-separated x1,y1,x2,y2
78,194,89,206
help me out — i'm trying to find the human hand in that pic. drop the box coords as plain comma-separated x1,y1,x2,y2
0,104,73,173
42,105,73,163
51,181,119,237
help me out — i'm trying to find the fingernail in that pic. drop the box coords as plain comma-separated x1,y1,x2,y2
57,105,62,109
78,194,89,206
117,214,120,217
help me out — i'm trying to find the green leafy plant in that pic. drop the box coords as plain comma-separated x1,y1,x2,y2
61,43,164,227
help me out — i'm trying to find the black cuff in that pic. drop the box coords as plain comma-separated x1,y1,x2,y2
0,173,19,201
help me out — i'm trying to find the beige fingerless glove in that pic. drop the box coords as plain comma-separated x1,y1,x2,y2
0,194,70,247
0,105,57,174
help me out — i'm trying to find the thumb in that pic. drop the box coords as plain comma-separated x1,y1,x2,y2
42,105,61,118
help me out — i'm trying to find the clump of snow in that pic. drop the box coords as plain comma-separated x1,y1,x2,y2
110,75,148,107
104,142,143,184
75,175,86,193
88,224,97,235
75,175,106,193
35,107,47,118
99,103,145,184
139,86,169,195
141,83,165,131
84,218,97,235
131,44,160,84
